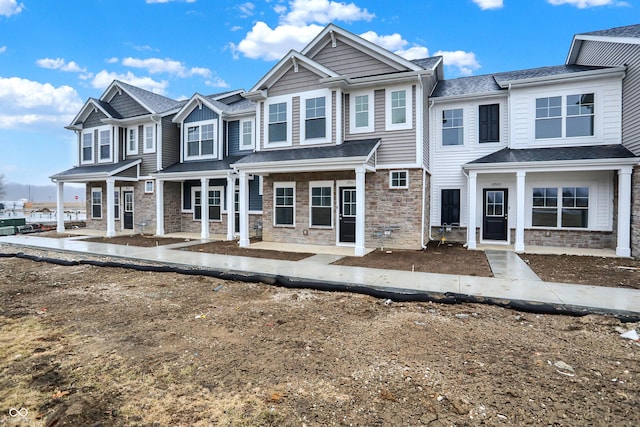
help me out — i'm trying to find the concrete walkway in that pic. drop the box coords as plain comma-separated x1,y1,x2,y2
1,234,638,318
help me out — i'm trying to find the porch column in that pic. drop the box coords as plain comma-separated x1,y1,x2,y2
106,178,116,237
226,173,236,241
200,177,209,239
238,171,250,247
515,171,526,252
616,167,632,257
155,179,165,236
55,181,65,233
467,171,477,249
355,167,366,256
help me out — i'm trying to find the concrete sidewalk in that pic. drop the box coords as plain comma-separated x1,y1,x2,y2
1,234,638,318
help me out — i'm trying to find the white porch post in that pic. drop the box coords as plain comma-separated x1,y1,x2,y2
515,171,526,252
55,181,65,233
616,167,632,257
226,173,236,241
467,171,477,249
200,177,209,239
355,167,366,256
238,171,250,247
106,178,116,237
155,179,165,236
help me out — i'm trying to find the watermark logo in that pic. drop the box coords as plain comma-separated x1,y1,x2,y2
8,408,28,418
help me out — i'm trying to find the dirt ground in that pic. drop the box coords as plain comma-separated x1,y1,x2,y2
0,245,639,426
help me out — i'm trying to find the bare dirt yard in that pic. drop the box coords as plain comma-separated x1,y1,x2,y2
0,245,639,426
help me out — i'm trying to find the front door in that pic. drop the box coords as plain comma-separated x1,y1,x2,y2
339,187,356,243
123,191,134,230
483,189,508,241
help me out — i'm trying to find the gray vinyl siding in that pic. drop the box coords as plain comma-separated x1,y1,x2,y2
269,65,323,97
248,176,263,211
115,167,138,179
227,120,241,156
83,109,107,127
423,73,438,169
162,115,180,169
184,105,218,122
575,40,640,154
110,91,149,118
182,178,262,211
311,40,399,78
292,96,301,145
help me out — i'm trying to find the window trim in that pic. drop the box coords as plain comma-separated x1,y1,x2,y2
126,126,138,155
385,86,413,131
143,124,155,154
81,131,94,164
389,170,409,189
301,90,332,144
534,93,596,140
265,95,292,148
531,186,590,229
184,120,217,160
273,182,296,227
191,186,224,222
145,180,154,194
309,181,334,229
91,187,102,219
442,108,464,146
349,90,375,134
114,187,121,220
97,126,113,163
240,118,255,150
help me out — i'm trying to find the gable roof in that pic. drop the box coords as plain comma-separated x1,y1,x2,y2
173,92,255,123
67,98,120,129
101,80,184,115
50,158,141,182
567,24,640,65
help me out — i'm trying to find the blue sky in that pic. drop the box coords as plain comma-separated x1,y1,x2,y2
0,0,636,190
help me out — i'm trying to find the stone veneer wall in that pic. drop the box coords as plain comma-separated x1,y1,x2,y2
163,181,182,234
179,212,262,238
632,166,640,257
261,169,425,249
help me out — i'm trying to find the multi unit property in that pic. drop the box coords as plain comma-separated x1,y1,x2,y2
51,23,640,257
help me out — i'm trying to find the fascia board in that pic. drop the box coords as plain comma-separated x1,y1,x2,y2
249,51,338,93
429,92,507,104
463,157,639,173
232,157,370,174
496,67,626,89
574,34,640,46
172,94,225,123
320,70,433,89
150,170,230,180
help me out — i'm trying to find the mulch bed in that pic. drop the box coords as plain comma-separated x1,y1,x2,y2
83,234,188,247
180,240,313,261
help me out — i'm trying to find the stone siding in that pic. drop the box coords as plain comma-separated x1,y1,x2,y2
163,181,182,234
632,166,640,257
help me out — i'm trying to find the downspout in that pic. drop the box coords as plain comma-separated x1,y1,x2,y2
418,74,428,250
426,98,436,245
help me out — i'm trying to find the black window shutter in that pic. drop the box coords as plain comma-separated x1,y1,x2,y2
479,104,499,143
441,189,460,225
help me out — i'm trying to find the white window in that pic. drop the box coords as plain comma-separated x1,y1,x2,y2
309,181,333,228
185,121,217,159
98,128,112,163
385,86,412,131
145,180,154,194
350,91,374,134
442,108,464,146
535,96,562,139
265,95,292,147
274,182,295,226
532,187,589,228
535,94,595,139
192,186,223,221
81,131,94,164
126,127,138,155
390,170,409,189
240,118,254,150
143,124,155,153
91,187,102,219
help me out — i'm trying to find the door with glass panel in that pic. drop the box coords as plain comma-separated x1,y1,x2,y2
339,187,356,243
123,191,134,230
482,189,508,241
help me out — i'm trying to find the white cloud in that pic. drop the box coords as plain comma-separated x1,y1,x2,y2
434,50,481,76
0,77,83,129
547,0,624,7
395,46,430,60
91,70,168,94
0,0,23,17
472,0,503,9
238,2,255,17
281,0,374,26
0,46,6,54
231,22,324,60
205,77,230,88
106,57,119,64
121,57,212,79
360,31,408,52
36,58,87,73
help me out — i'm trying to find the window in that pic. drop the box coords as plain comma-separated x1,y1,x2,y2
114,189,120,220
566,93,594,137
145,180,154,194
185,122,216,158
479,104,499,143
535,96,562,139
268,102,287,144
126,127,138,155
310,183,332,227
532,187,588,228
98,129,111,162
535,94,595,139
390,171,408,189
305,97,326,140
193,187,223,221
143,124,155,153
81,132,93,163
442,109,463,146
441,189,460,225
91,188,102,219
241,119,254,149
385,86,412,130
274,183,295,226
350,91,374,134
